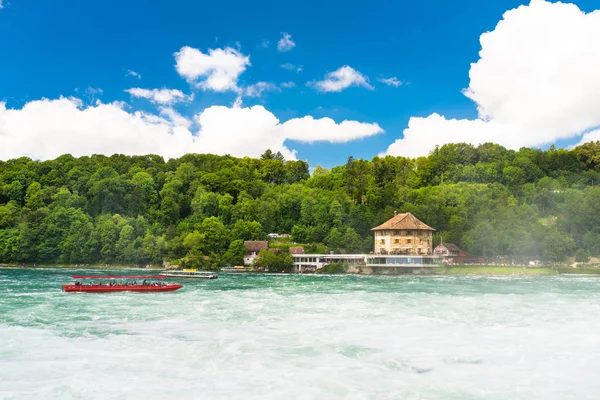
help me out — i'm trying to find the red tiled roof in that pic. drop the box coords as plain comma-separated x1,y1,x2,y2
244,241,268,252
289,246,305,254
438,243,461,252
371,212,435,231
435,243,473,256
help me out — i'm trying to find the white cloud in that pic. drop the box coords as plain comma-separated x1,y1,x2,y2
0,1,4,9
193,106,382,158
126,70,141,79
82,87,103,103
309,65,373,92
281,63,302,72
572,129,600,148
277,33,296,52
174,46,250,92
192,105,296,159
384,0,600,158
280,116,383,143
125,88,192,105
261,40,270,48
280,81,296,88
377,76,402,87
0,98,192,161
244,82,279,97
0,98,382,161
159,106,192,128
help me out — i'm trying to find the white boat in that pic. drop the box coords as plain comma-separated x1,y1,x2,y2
160,269,218,279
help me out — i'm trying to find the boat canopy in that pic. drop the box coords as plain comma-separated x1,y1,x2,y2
71,275,167,279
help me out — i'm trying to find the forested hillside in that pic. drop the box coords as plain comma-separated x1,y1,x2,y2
2,142,600,267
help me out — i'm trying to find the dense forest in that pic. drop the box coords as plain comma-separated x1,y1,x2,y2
2,142,600,267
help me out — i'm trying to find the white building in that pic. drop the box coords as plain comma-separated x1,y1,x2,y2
291,212,441,273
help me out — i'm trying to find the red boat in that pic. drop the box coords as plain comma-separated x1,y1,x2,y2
63,275,183,293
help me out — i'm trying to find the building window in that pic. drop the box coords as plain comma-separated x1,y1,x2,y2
394,239,400,244
380,239,385,244
407,239,411,244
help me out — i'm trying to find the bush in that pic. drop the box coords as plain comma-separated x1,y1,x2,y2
253,248,293,273
575,248,591,263
316,262,347,274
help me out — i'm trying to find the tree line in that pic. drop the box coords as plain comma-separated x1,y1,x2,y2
2,142,600,267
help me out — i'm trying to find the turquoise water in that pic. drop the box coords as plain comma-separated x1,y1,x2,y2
2,269,600,399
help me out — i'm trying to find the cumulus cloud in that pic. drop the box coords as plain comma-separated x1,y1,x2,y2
0,98,383,161
159,106,192,128
384,0,600,158
280,116,383,143
309,65,373,92
377,76,402,87
174,46,250,92
277,33,296,52
572,129,600,148
193,106,382,158
125,88,192,105
244,82,280,98
126,70,141,79
192,105,296,159
261,40,270,48
0,1,4,9
0,98,192,161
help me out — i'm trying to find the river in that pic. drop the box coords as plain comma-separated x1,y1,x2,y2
1,268,600,399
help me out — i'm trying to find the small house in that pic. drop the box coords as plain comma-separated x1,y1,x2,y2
244,241,268,266
433,242,483,264
289,246,305,255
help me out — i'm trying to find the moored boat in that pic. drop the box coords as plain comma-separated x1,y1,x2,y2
63,275,183,293
160,269,218,279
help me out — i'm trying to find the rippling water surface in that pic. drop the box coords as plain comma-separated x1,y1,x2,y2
1,268,600,399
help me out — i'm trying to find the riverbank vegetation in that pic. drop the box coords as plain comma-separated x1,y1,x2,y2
316,262,348,274
2,143,600,268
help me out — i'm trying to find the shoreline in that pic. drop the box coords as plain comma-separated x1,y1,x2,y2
3,264,600,276
0,264,163,270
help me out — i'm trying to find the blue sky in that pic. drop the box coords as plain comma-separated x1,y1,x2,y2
1,0,600,167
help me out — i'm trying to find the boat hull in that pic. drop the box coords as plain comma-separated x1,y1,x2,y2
160,273,217,279
63,284,183,293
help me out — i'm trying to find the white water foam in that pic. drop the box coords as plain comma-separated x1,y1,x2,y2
1,272,600,399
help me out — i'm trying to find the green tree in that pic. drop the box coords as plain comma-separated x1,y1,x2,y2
575,248,591,263
199,217,229,254
183,231,205,258
25,182,45,210
231,220,264,241
253,248,293,273
223,239,246,266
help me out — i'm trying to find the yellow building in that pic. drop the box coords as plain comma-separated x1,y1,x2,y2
371,212,435,255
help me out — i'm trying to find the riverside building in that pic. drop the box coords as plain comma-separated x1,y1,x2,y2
292,212,442,273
